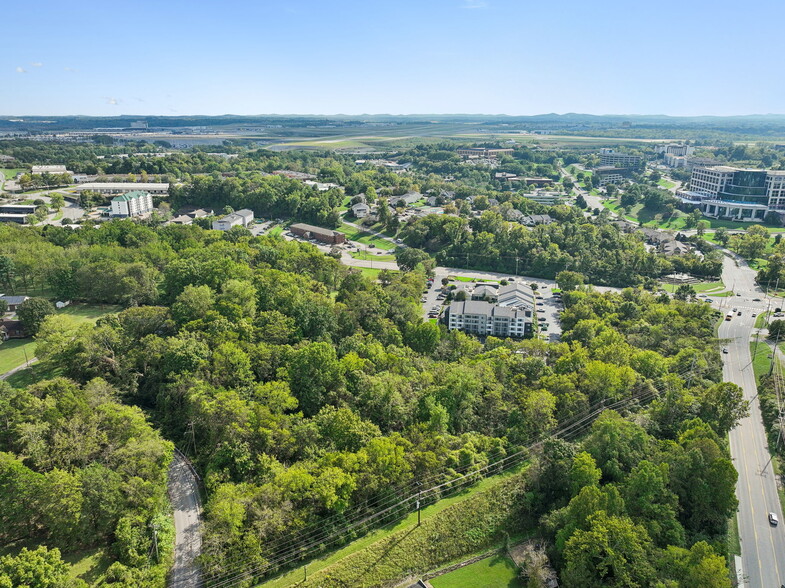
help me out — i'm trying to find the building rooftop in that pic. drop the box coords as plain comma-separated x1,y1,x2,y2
111,190,149,202
77,182,169,191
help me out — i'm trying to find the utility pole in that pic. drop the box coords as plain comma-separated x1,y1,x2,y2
416,482,422,527
150,522,159,563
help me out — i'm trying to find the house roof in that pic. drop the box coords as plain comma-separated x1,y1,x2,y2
0,295,28,305
111,190,149,202
290,222,341,238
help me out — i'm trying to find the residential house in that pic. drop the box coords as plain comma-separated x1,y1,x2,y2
389,191,422,207
1,295,29,312
0,320,27,339
521,214,555,226
351,203,370,218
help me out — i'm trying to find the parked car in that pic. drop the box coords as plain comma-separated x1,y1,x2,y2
770,512,779,526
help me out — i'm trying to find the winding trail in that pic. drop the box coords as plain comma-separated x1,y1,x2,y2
168,450,203,587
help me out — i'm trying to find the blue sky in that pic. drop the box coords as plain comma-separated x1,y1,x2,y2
2,0,784,116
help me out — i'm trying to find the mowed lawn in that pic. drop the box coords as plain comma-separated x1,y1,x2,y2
0,304,120,375
430,554,522,588
338,223,396,249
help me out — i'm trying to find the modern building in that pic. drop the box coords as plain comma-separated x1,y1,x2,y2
75,182,170,196
445,300,533,338
599,148,641,168
523,177,554,187
657,144,695,157
290,223,346,244
595,166,633,186
457,147,514,158
521,214,556,226
212,209,254,231
676,166,785,221
110,191,154,217
521,190,561,205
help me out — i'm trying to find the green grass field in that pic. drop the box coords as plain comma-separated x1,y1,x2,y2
659,281,725,293
0,168,25,187
756,311,771,329
268,225,284,237
260,464,528,588
350,250,397,262
750,341,774,382
0,304,120,377
430,554,522,588
0,339,36,374
338,223,396,249
657,178,676,189
63,547,113,586
604,198,785,232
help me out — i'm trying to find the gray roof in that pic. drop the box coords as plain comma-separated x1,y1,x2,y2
1,295,28,305
449,300,529,319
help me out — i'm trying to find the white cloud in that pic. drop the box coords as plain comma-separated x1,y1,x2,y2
64,66,77,72
15,67,27,73
105,97,120,105
31,62,43,67
463,0,488,7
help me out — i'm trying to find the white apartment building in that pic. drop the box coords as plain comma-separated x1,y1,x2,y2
657,144,695,157
110,191,153,217
689,166,737,195
212,209,254,231
446,300,533,338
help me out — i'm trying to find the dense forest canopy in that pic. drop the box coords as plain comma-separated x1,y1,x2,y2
0,220,744,587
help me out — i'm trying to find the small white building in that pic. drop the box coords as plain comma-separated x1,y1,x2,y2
212,209,254,231
32,165,72,176
111,191,154,217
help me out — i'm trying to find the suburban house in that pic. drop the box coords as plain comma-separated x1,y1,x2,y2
521,214,555,226
389,191,422,207
1,295,29,312
290,223,346,244
0,319,27,339
110,191,154,217
351,203,370,218
212,209,254,231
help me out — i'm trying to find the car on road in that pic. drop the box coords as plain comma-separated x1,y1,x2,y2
754,298,762,302
733,308,738,312
770,512,779,526
737,311,742,316
752,313,757,317
722,348,728,354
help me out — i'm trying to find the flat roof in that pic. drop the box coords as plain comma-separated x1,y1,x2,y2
76,182,169,191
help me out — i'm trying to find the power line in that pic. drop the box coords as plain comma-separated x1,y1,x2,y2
200,369,690,587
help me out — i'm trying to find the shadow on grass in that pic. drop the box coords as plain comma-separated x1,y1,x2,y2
6,362,63,389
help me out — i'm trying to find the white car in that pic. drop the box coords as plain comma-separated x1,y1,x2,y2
770,512,779,526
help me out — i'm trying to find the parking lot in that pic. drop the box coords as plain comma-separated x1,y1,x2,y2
420,274,563,340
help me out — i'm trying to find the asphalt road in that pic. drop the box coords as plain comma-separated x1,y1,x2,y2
715,254,785,587
168,451,203,588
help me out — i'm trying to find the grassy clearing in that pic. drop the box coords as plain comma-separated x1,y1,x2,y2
430,553,522,588
657,178,676,189
261,465,528,588
268,225,284,238
63,547,113,586
750,341,774,382
0,339,36,374
6,360,63,388
727,513,741,558
337,223,396,249
0,304,119,378
0,168,25,187
350,250,396,262
358,267,398,280
450,276,499,284
756,311,771,329
659,281,725,293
